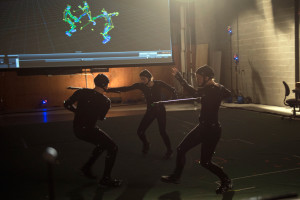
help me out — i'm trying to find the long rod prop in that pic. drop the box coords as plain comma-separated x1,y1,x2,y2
153,97,201,105
67,86,83,90
67,87,201,105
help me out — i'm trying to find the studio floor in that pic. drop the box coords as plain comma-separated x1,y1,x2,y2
1,102,300,200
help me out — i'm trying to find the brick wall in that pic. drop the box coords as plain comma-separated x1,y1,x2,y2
196,0,296,106
231,0,295,105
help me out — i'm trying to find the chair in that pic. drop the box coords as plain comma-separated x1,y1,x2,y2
282,81,300,119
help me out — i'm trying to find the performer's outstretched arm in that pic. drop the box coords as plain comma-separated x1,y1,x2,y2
107,83,140,93
172,67,198,97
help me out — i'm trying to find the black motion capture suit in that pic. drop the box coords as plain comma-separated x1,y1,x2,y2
162,66,232,194
64,74,120,186
107,71,177,158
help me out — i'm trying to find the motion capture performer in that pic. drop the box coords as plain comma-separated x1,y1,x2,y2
64,74,122,187
160,65,232,194
107,69,177,159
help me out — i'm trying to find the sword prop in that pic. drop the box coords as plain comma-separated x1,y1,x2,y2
67,87,120,93
152,97,201,106
67,86,83,90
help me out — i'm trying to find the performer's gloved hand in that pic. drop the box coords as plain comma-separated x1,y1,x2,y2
195,97,201,103
171,67,179,76
172,92,179,100
151,102,162,107
172,68,186,86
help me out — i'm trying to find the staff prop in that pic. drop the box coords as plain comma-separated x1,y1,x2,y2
67,87,120,93
67,86,82,90
152,97,201,106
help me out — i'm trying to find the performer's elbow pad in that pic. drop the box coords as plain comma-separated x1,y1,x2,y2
64,100,76,112
63,100,69,109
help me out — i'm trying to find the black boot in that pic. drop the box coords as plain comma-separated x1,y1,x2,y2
160,175,180,184
81,146,102,179
80,166,97,179
98,177,123,188
216,179,233,194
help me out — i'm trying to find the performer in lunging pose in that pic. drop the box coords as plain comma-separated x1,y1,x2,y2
160,65,232,194
107,69,177,159
64,74,122,187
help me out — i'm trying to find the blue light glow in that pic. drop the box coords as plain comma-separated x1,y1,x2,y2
43,111,48,123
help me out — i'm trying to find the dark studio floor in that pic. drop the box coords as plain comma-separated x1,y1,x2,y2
1,102,300,200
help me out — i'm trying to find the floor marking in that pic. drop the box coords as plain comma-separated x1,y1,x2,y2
231,167,300,181
293,155,300,159
168,116,195,126
231,186,256,192
225,138,254,145
214,181,256,193
215,167,300,189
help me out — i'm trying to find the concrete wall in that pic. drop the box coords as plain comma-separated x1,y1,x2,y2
195,0,296,106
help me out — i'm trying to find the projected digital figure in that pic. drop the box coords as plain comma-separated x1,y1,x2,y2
63,5,80,37
95,8,119,44
77,1,95,25
63,1,119,44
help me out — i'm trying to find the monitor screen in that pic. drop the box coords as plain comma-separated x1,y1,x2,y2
0,0,173,69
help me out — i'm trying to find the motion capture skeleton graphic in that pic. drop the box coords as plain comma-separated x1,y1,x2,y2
63,1,119,44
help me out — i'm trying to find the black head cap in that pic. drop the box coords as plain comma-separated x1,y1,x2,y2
94,74,109,88
139,69,152,79
195,65,214,79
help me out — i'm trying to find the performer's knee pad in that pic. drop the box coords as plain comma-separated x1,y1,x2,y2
200,161,212,169
93,145,103,156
